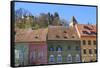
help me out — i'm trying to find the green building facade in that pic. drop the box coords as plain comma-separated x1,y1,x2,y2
47,26,81,64
15,43,29,66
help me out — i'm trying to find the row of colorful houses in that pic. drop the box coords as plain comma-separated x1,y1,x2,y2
14,16,97,66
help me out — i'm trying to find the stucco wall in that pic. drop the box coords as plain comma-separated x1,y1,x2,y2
29,42,47,65
15,43,29,66
47,40,81,63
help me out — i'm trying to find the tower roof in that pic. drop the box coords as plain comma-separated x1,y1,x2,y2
71,16,78,25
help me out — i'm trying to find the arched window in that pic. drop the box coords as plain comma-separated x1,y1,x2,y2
57,54,62,63
75,54,80,62
67,54,72,63
57,47,62,52
49,55,55,63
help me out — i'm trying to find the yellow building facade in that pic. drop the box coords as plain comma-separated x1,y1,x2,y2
75,24,97,62
70,16,97,62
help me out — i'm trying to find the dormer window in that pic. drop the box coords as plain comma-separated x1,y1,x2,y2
82,31,89,34
91,31,96,35
72,35,75,38
56,35,60,38
35,36,38,39
64,31,67,33
64,36,68,39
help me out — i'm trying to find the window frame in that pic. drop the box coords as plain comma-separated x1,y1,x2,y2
49,47,54,51
57,47,62,52
93,40,96,45
57,54,62,63
75,54,80,62
67,46,71,50
88,40,91,45
67,54,72,63
49,55,55,63
83,49,86,54
89,49,92,54
82,40,86,45
94,49,97,54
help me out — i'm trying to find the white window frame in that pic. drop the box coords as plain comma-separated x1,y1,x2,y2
57,47,62,52
75,54,80,62
57,54,62,63
67,54,72,63
49,55,55,63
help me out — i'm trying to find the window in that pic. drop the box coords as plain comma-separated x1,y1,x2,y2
76,46,80,51
15,49,20,66
67,54,72,63
49,55,55,63
91,32,96,35
82,31,89,34
93,40,96,45
67,46,71,50
89,49,92,54
72,36,75,38
49,47,54,51
30,51,36,63
64,36,68,39
94,49,97,54
83,49,86,54
57,54,62,63
19,50,24,65
38,51,43,59
75,54,80,62
56,35,60,38
88,40,91,45
83,40,86,45
64,31,67,33
57,47,62,52
35,36,38,39
15,49,20,59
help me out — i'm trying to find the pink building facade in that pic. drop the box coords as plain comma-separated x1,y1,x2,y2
29,42,47,65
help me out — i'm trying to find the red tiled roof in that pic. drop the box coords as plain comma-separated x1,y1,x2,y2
48,26,79,40
75,24,96,37
15,28,48,42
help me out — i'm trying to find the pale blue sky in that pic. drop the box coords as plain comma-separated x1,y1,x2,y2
15,2,97,24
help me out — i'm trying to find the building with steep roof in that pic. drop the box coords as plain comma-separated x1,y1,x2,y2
47,25,81,64
70,16,97,62
75,24,97,62
15,28,48,66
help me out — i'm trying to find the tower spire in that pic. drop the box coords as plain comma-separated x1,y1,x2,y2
70,16,78,27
